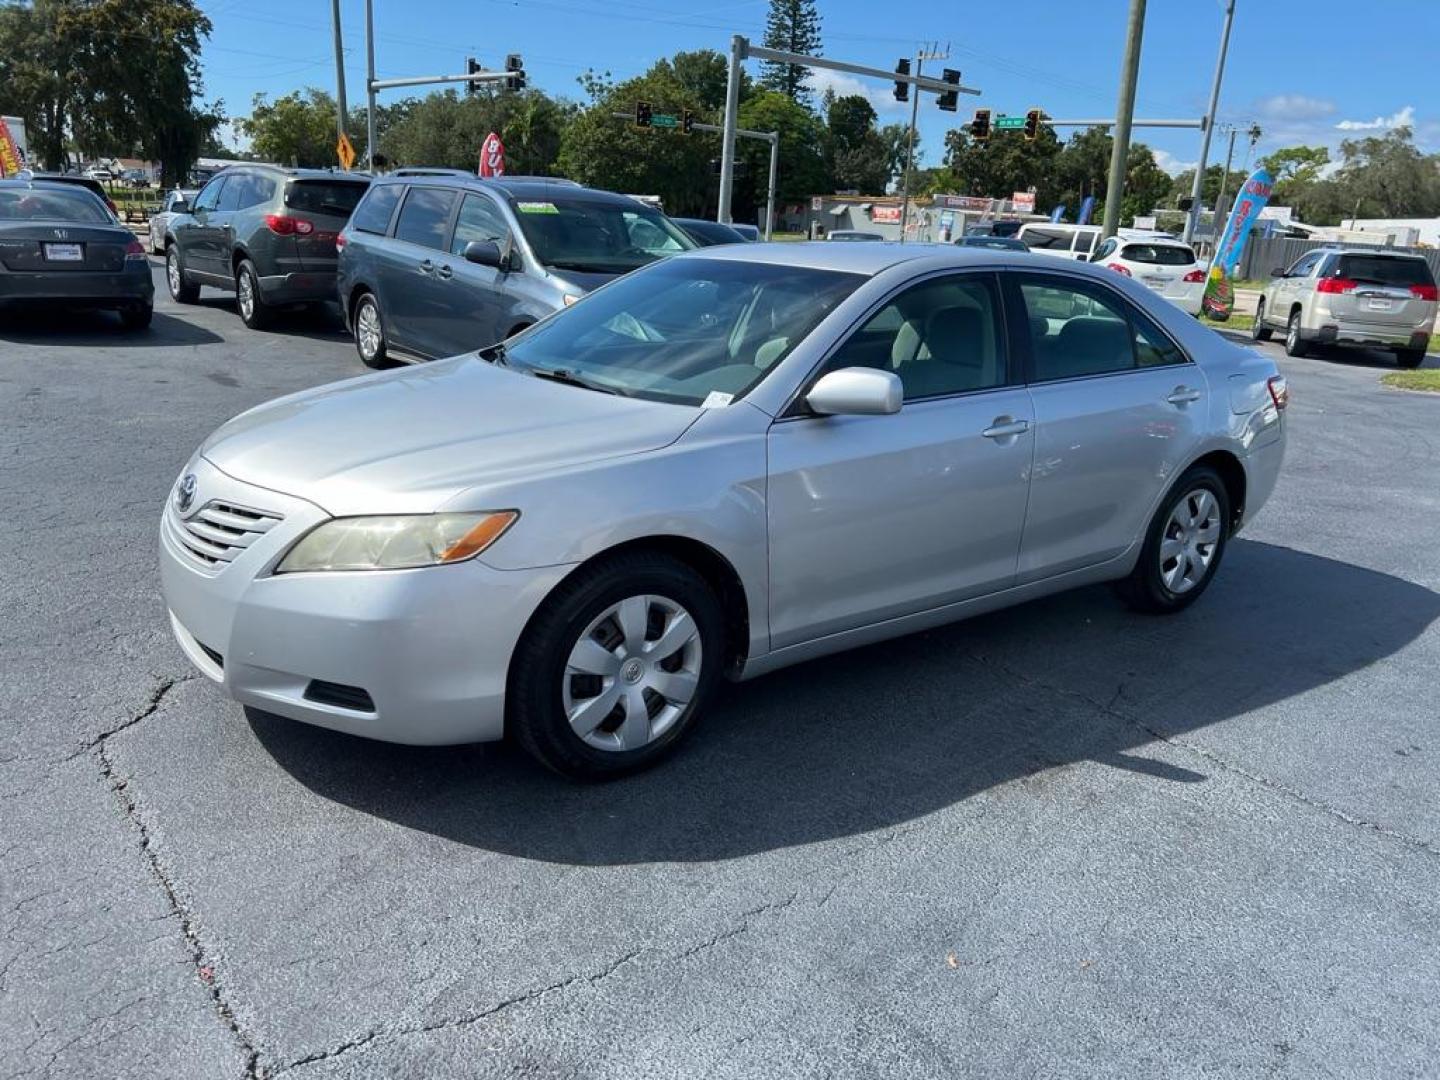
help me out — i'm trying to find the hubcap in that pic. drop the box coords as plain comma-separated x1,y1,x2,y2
238,272,253,319
167,253,180,293
1159,488,1221,595
357,302,381,358
561,594,703,752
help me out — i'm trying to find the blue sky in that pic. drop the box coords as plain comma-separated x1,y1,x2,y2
199,0,1438,176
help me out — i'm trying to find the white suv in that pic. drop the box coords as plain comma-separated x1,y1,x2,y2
1092,236,1206,315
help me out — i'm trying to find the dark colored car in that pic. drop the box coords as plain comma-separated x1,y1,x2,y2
954,234,1028,251
674,217,747,246
966,221,1023,238
0,177,153,329
15,171,118,216
164,165,370,329
729,222,761,241
336,175,696,367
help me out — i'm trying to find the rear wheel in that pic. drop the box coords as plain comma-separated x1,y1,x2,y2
508,552,724,780
1396,348,1425,369
166,246,199,304
119,303,152,331
1284,310,1308,357
1116,465,1231,615
1251,299,1272,341
235,259,272,330
353,293,391,369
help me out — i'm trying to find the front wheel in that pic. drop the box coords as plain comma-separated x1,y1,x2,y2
1115,466,1231,615
508,552,725,780
235,259,272,330
166,246,199,304
1252,299,1272,341
1396,348,1425,370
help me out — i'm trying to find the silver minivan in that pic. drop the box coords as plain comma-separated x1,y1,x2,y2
336,175,697,367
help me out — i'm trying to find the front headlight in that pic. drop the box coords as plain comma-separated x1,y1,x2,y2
275,512,518,573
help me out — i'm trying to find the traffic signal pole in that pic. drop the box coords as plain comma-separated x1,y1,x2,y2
1183,0,1236,244
331,0,348,144
365,0,376,169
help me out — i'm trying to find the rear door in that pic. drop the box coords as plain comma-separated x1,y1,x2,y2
1319,252,1436,332
375,185,460,357
284,177,368,273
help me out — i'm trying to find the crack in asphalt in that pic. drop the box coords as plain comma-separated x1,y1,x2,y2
974,651,1440,859
88,675,265,1079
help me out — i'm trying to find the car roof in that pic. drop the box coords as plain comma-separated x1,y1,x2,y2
0,176,104,194
368,172,641,207
1314,246,1427,260
678,240,1058,275
228,164,369,181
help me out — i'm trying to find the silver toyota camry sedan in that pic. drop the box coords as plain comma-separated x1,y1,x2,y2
160,243,1287,779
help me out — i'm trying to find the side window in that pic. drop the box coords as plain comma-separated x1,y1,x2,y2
821,274,1007,401
216,174,244,212
393,187,458,250
350,184,402,235
624,211,686,255
193,176,226,213
1286,253,1317,278
1020,276,1184,380
241,175,275,209
450,194,510,256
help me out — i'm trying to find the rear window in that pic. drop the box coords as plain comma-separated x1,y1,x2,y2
1121,244,1195,266
350,184,402,235
1329,254,1434,287
1021,228,1075,250
284,180,368,217
0,188,111,223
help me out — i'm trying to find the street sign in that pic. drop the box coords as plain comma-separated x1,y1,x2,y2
994,115,1026,131
336,132,356,171
650,114,679,129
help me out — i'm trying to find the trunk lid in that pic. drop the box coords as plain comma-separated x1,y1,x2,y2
283,178,368,271
0,223,132,272
1321,253,1436,328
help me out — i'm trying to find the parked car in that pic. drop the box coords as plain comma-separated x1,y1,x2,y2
336,174,696,367
1017,223,1102,261
160,242,1286,779
122,169,150,189
828,230,885,241
1253,247,1436,368
674,217,747,247
149,187,199,254
1090,235,1206,315
16,171,118,215
165,164,370,329
966,221,1023,239
83,167,114,183
0,177,153,328
954,234,1028,251
729,223,761,241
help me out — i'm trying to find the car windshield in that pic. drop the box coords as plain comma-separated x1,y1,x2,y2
0,188,111,223
1331,254,1433,287
512,197,695,272
499,258,864,406
1121,244,1195,265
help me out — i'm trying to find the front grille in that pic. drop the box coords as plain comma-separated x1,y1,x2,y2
304,680,376,713
172,500,283,569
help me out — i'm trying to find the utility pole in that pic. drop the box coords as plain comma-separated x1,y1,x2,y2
1101,0,1146,240
365,0,377,169
1210,124,1238,235
898,45,948,243
718,34,745,224
1183,0,1235,244
331,0,348,144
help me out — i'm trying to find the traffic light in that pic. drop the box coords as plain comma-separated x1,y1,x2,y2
936,68,960,112
681,109,695,134
635,101,652,128
465,56,481,98
1023,108,1042,141
505,53,526,92
893,58,910,103
970,107,991,142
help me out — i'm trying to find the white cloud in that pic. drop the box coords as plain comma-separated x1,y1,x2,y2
1152,149,1196,177
1253,94,1336,122
807,67,908,117
1336,105,1415,132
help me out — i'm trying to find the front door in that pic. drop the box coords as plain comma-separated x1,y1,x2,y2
177,174,228,280
1009,271,1208,582
766,272,1035,650
440,192,513,355
376,185,459,358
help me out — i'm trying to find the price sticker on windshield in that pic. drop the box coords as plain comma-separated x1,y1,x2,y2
516,201,559,214
701,391,734,409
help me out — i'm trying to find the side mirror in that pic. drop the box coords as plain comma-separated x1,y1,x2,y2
464,240,505,270
806,368,902,417
171,199,189,214
1270,267,1285,278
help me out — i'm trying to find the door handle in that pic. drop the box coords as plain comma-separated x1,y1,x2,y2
418,259,434,275
982,416,1030,440
435,264,453,280
1166,386,1202,405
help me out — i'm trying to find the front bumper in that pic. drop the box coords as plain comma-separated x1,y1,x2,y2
257,270,338,305
159,457,569,745
0,266,153,308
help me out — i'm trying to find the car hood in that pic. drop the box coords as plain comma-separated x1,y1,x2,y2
200,355,700,516
544,267,626,294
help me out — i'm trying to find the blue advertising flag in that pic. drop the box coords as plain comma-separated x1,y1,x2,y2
1202,167,1274,320
1049,204,1066,223
1077,196,1096,226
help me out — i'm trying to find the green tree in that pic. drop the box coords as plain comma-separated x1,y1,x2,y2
1261,144,1329,186
942,125,1064,206
826,95,888,193
238,88,338,168
670,49,747,113
1332,126,1440,218
760,0,822,102
1169,163,1248,209
733,89,829,221
377,89,570,174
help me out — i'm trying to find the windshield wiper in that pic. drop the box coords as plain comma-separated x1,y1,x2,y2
526,366,623,395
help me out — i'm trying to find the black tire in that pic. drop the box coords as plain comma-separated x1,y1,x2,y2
508,551,725,780
1251,299,1272,341
352,292,391,369
1115,465,1232,616
1396,348,1425,370
235,259,272,330
119,303,152,331
166,245,199,304
1284,310,1309,357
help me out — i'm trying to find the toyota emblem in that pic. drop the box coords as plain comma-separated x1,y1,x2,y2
175,473,197,514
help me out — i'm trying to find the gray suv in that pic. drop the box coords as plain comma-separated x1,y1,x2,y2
336,175,696,367
1254,247,1437,368
165,165,370,329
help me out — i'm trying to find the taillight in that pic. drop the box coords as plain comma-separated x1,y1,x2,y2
124,237,146,261
1316,276,1357,295
105,198,118,215
1182,268,1206,283
334,232,347,250
1106,262,1131,276
1267,375,1289,411
264,214,314,236
1410,283,1437,301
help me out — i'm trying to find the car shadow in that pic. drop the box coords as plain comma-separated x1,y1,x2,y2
0,307,222,347
249,540,1440,865
190,295,349,343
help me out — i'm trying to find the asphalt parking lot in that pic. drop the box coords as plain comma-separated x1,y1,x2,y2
3,261,1439,1079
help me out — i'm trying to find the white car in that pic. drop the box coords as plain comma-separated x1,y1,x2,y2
1016,223,1102,262
1091,236,1207,316
148,188,199,254
83,167,114,183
